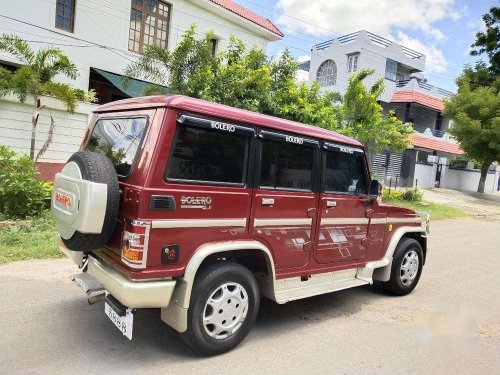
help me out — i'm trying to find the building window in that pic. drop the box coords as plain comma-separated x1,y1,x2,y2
316,59,337,87
347,54,359,73
210,38,218,57
129,0,171,53
55,0,76,32
385,59,398,81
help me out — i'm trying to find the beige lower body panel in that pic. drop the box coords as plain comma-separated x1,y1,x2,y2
61,245,176,309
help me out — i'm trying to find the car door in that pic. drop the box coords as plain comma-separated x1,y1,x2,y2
250,130,320,269
314,142,376,264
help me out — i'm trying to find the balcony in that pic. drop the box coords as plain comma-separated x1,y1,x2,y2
412,124,456,143
396,79,453,98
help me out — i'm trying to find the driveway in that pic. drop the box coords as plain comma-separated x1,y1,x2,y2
423,188,500,218
1,218,499,375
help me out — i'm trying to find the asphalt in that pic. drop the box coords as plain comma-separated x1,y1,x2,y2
1,217,499,375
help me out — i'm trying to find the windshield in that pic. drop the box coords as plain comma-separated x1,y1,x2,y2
86,116,147,177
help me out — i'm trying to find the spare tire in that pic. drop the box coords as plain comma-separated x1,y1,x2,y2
51,151,120,251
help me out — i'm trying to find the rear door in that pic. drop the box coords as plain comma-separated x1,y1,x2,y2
250,130,320,269
315,142,372,264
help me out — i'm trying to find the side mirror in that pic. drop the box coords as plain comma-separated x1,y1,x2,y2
369,180,381,196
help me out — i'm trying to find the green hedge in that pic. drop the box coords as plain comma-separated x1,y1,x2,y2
0,146,52,218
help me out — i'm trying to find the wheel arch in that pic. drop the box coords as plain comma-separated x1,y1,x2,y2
370,226,426,282
161,240,275,333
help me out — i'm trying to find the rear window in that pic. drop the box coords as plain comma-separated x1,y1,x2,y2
86,117,147,177
166,126,249,185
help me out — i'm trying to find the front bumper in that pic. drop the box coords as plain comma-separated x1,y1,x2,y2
61,245,176,308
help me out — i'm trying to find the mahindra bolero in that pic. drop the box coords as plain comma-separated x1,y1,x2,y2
51,95,429,356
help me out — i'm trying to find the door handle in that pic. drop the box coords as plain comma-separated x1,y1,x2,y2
326,200,336,208
261,198,274,205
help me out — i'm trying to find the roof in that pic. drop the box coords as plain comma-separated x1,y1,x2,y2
95,95,362,147
391,90,444,112
209,0,284,37
410,133,464,155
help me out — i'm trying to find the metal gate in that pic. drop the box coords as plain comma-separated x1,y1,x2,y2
370,152,403,186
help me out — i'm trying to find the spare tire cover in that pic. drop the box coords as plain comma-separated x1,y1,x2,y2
51,151,120,251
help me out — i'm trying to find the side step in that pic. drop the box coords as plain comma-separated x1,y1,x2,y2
270,269,370,304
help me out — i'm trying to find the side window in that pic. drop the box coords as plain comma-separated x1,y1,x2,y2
166,121,250,185
324,146,367,194
260,139,315,191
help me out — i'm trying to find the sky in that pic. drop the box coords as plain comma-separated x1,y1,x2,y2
238,0,497,92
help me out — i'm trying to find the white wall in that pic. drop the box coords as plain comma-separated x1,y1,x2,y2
442,168,500,193
414,163,435,189
0,94,97,162
0,0,274,91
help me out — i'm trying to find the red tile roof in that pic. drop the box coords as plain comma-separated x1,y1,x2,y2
391,90,444,111
410,133,464,155
209,0,284,37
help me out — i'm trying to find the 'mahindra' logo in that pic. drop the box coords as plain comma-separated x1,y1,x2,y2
55,192,71,209
180,196,212,210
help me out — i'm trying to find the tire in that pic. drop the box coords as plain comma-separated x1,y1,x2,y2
382,238,423,296
62,151,120,251
181,262,260,356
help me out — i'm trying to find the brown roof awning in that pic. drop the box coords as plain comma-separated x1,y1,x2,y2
391,90,444,111
410,133,464,155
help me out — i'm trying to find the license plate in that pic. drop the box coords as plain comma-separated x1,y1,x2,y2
104,302,133,340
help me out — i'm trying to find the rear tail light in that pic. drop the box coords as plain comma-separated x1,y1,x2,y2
121,220,151,269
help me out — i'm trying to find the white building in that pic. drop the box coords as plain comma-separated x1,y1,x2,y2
0,0,282,178
307,31,500,193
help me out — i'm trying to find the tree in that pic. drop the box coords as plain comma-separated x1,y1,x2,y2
124,25,339,129
444,66,500,193
471,6,500,75
340,69,413,155
0,34,95,160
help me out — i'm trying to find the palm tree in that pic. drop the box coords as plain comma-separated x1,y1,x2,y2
0,34,95,160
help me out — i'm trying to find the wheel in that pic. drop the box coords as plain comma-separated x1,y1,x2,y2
181,262,260,356
382,238,423,295
55,151,120,251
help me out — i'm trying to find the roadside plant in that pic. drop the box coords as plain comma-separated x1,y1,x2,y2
340,69,413,155
382,189,403,202
401,187,423,202
0,34,96,161
0,146,52,218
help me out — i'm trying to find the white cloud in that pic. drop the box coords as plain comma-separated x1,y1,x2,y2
276,0,459,41
391,31,448,73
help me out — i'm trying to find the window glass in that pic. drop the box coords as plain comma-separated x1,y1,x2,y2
260,140,314,191
129,0,170,52
316,60,337,87
167,126,248,184
385,59,398,81
55,0,75,32
86,117,147,177
325,150,367,194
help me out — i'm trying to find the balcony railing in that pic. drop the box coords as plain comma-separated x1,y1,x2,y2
395,79,453,98
412,124,445,137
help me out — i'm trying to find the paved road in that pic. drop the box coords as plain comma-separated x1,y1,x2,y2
1,218,499,375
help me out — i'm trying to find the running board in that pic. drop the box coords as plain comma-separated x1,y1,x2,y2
262,268,370,304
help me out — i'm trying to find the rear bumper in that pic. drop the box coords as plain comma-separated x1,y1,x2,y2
61,245,176,308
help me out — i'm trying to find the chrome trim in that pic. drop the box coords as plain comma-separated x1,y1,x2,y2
151,218,247,229
253,218,312,227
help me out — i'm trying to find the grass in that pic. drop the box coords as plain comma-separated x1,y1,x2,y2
383,198,469,221
0,210,62,264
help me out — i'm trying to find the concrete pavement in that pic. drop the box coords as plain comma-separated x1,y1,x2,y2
1,217,499,375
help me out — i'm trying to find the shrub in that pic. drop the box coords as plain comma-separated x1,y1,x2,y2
401,187,423,202
0,146,52,218
382,189,403,202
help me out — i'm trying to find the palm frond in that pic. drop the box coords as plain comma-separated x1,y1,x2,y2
41,81,78,113
0,34,35,64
